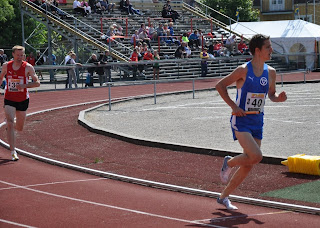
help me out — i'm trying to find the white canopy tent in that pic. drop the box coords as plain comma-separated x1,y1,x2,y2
228,20,320,69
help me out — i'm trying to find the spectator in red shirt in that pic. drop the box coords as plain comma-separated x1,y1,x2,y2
141,49,153,78
26,52,36,66
130,47,139,80
143,49,153,61
238,40,249,54
213,41,228,57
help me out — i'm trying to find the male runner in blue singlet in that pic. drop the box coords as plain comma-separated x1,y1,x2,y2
215,34,287,210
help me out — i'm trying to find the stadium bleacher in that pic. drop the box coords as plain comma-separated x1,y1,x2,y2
22,0,294,81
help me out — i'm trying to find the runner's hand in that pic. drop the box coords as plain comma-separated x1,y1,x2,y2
16,84,24,90
277,91,287,102
232,107,246,116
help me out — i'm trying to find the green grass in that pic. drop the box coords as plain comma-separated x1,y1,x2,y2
261,180,320,203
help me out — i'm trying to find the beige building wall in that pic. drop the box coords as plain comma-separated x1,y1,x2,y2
296,3,320,25
258,1,320,25
261,0,293,12
260,14,293,21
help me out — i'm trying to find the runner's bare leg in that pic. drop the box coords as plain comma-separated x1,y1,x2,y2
5,105,16,151
220,131,262,199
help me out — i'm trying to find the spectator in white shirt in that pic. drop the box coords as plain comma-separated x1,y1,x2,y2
225,34,237,53
73,0,87,16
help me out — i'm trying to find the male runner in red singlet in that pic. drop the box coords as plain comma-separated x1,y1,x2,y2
0,45,40,161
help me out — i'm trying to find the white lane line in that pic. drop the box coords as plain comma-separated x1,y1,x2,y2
0,219,36,228
0,180,225,228
0,178,105,191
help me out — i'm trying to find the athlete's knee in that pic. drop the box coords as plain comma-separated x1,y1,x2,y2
6,119,14,129
249,153,263,164
242,164,254,172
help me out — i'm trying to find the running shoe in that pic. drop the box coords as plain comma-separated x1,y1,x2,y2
217,197,238,210
220,156,233,184
11,151,19,161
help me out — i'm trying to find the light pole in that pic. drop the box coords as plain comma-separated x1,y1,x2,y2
306,0,308,22
314,0,315,23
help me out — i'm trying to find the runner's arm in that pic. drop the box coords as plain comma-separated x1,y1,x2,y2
215,64,247,116
17,64,40,90
268,66,287,102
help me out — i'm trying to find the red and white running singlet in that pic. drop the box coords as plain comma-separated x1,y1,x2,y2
5,60,29,102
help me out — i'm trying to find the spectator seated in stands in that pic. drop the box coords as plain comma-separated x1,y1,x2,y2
147,24,157,40
139,43,148,58
99,0,115,13
80,0,91,14
88,0,97,14
138,29,152,50
51,0,67,18
238,40,249,54
106,25,116,42
174,42,190,59
197,29,206,47
162,0,179,22
210,40,228,57
156,23,166,42
119,0,127,12
112,23,123,36
123,0,143,16
73,0,88,16
188,30,201,49
225,34,237,53
183,41,192,58
181,32,189,44
40,0,51,11
165,22,180,45
138,23,146,34
131,30,142,45
39,0,67,19
101,25,116,44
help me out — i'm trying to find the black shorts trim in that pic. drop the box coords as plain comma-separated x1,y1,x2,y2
4,99,29,111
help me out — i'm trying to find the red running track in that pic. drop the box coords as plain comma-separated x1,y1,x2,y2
0,76,319,227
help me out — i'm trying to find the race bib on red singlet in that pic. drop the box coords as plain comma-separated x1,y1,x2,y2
245,92,265,112
8,78,24,92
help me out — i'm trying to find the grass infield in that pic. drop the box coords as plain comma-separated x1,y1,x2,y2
261,180,320,203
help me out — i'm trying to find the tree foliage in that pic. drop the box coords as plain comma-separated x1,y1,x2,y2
202,0,259,24
0,0,48,53
0,0,14,22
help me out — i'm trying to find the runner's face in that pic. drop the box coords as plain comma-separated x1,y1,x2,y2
12,50,25,63
260,39,273,60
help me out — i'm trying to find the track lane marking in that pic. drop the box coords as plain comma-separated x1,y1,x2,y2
0,218,37,228
0,178,105,191
0,180,225,228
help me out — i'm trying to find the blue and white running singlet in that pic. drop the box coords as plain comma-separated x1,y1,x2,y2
230,61,269,137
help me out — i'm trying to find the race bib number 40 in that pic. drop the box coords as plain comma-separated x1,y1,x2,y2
245,92,265,112
8,78,24,92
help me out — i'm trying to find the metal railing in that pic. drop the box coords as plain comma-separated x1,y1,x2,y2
22,0,132,61
187,0,286,55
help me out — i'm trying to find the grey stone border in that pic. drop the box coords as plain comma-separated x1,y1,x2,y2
78,91,286,165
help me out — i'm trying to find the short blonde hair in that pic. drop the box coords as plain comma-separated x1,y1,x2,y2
12,45,25,53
